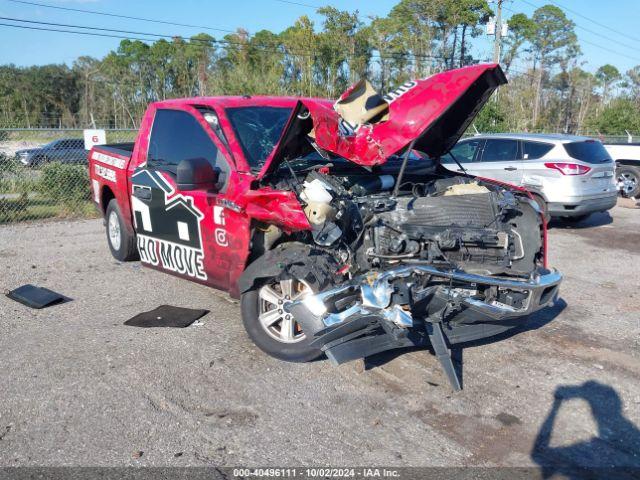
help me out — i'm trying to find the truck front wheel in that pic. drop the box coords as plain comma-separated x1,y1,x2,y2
105,199,139,262
240,244,337,362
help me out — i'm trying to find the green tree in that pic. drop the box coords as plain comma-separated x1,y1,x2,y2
281,16,319,96
622,65,640,104
447,0,492,68
474,100,507,132
501,13,535,72
586,98,640,134
365,16,406,91
595,64,621,105
530,5,579,128
316,7,368,96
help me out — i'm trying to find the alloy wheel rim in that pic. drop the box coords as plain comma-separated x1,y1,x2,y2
618,172,638,196
108,211,121,251
258,278,312,343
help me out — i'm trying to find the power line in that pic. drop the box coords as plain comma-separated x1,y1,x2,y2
274,0,323,9
0,21,156,42
0,16,310,56
504,2,640,55
0,17,451,62
6,0,238,34
517,0,640,63
579,37,640,64
0,16,196,41
273,0,376,19
549,0,640,45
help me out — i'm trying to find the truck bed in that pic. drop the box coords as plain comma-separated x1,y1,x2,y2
89,142,134,216
95,142,135,158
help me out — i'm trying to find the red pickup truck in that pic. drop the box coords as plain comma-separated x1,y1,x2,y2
89,64,561,389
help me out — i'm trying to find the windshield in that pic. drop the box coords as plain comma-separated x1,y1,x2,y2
564,140,612,164
225,106,293,169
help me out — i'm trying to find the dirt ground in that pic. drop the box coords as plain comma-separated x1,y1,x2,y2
0,203,638,471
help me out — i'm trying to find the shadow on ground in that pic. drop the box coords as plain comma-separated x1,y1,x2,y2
548,211,613,229
532,381,640,479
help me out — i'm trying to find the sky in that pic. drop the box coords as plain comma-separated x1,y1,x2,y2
0,0,639,74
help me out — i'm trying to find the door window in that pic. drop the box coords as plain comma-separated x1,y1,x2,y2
522,141,553,159
148,109,219,175
448,139,483,163
481,139,520,162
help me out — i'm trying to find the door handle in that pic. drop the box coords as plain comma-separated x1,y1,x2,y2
504,166,517,171
133,186,151,200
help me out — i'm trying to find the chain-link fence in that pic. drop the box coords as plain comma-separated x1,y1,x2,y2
0,127,636,225
0,128,136,224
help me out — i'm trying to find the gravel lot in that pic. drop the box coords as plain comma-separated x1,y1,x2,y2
0,204,639,470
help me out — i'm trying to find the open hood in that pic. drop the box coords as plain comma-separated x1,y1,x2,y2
259,64,506,178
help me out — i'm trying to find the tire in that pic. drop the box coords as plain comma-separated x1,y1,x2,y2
617,165,640,198
532,194,550,223
105,199,138,262
240,243,338,363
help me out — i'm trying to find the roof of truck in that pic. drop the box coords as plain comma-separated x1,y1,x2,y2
152,95,333,109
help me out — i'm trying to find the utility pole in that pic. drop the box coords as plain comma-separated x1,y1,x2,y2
492,0,503,64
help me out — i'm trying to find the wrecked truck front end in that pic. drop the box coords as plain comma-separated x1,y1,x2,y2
243,64,562,388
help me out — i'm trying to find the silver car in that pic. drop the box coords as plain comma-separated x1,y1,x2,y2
444,133,618,221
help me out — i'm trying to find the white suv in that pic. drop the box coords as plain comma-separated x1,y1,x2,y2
444,133,617,221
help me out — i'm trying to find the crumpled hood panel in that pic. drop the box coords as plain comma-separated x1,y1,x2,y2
310,64,506,166
259,64,506,177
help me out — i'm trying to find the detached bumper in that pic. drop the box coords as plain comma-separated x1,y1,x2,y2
288,265,562,365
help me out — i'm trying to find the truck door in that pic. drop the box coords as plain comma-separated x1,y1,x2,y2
130,108,233,289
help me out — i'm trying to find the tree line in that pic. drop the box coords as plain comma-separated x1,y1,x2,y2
1,0,639,135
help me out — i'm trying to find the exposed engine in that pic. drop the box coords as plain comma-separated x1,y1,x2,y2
287,167,543,278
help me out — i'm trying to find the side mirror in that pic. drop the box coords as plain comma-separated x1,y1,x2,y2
176,157,220,191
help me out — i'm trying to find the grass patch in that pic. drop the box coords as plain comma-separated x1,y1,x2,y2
0,196,98,224
0,175,40,195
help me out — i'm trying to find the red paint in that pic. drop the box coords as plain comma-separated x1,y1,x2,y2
91,96,317,297
303,64,504,166
89,64,544,297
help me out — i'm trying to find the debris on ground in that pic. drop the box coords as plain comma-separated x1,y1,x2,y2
123,305,208,328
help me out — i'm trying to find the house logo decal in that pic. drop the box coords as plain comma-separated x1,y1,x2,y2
131,169,207,280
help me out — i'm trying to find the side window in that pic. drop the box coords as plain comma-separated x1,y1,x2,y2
522,141,554,159
148,109,219,175
481,139,519,162
449,139,483,163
